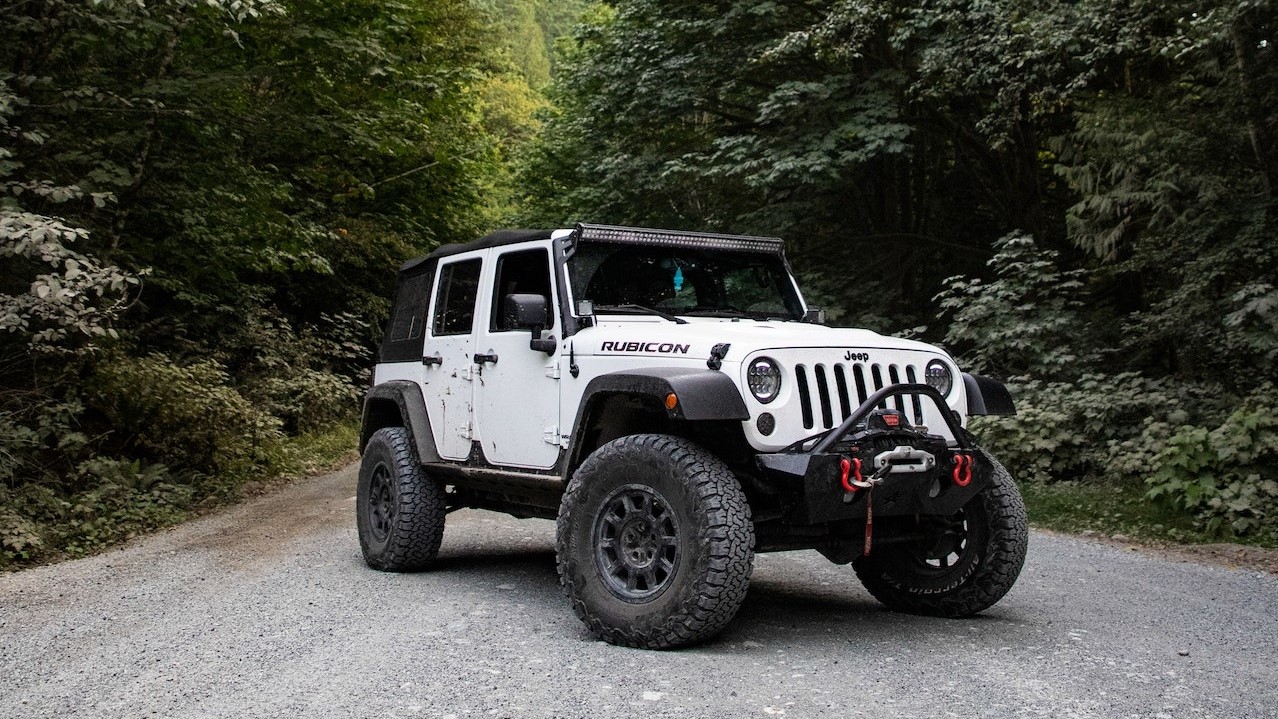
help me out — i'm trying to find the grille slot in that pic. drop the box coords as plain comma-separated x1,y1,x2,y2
888,365,904,413
905,365,924,425
793,360,922,431
833,365,851,419
814,364,834,429
795,364,814,429
852,364,868,407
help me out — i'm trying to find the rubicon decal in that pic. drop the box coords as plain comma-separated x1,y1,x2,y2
599,341,691,354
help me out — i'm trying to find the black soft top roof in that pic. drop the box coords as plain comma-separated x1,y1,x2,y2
397,224,785,275
399,229,554,273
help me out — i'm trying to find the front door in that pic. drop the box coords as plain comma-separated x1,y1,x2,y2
472,246,562,469
424,256,483,461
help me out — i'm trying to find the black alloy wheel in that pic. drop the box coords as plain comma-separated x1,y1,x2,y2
904,510,980,575
593,486,681,601
366,462,396,544
356,426,446,571
852,449,1028,617
556,433,755,649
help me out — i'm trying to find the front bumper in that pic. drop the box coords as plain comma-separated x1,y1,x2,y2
754,384,991,525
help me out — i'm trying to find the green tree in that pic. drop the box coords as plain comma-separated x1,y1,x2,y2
474,0,552,87
472,0,592,87
1052,0,1278,387
514,0,1085,326
1,0,507,565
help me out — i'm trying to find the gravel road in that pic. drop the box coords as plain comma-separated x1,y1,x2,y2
2,464,1276,719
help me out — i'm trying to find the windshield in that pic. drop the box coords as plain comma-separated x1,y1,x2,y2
568,242,805,321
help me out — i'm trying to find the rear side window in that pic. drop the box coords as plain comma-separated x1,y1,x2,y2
378,265,434,363
388,272,430,342
432,258,483,336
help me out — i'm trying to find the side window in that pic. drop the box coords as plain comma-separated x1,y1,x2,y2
378,266,434,362
491,248,554,331
388,271,431,342
432,258,482,336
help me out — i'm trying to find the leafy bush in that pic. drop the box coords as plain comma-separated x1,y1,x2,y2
938,231,1278,542
1,458,194,566
970,373,1227,484
230,309,368,432
1224,283,1278,375
258,368,362,434
1145,387,1278,542
1,508,44,563
0,410,43,488
974,379,1278,542
88,353,282,481
936,232,1091,379
0,418,359,570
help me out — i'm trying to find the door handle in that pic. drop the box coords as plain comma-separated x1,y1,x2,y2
473,353,499,365
422,353,443,367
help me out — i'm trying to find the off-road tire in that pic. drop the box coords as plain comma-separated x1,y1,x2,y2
556,434,755,649
357,426,446,571
852,449,1028,617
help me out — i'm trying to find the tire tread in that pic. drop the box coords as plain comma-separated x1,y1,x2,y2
358,426,446,572
556,434,754,649
853,449,1028,617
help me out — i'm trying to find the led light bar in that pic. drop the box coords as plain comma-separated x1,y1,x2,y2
574,223,784,254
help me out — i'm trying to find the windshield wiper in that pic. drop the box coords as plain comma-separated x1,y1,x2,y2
594,304,689,324
682,305,756,319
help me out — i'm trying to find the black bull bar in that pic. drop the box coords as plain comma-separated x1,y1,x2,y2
754,383,991,524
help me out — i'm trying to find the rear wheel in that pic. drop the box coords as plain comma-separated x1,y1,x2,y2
556,434,755,649
853,450,1027,617
357,426,446,571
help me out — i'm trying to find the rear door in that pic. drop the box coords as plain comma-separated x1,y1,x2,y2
424,256,483,461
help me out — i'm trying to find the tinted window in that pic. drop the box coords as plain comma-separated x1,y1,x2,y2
491,248,554,331
432,259,482,336
388,272,430,342
568,243,803,320
379,264,435,363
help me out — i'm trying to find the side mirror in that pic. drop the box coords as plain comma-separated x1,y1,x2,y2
575,299,596,328
802,307,827,325
503,293,556,354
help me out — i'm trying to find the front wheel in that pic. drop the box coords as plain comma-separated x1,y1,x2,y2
556,434,755,649
853,449,1028,617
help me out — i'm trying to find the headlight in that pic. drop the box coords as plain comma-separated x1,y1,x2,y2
925,359,953,397
747,357,781,404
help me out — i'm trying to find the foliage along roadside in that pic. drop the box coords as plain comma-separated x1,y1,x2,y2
0,0,557,568
946,236,1278,546
1,419,359,569
516,0,1278,543
4,0,1275,561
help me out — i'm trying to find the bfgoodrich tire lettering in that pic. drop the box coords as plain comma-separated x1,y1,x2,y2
556,434,755,649
852,449,1028,617
357,426,446,571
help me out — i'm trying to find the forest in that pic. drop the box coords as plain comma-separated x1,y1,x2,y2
2,0,1275,568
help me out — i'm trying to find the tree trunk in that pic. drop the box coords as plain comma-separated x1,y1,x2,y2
109,23,186,253
1232,10,1278,200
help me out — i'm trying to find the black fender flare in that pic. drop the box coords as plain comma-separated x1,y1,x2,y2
564,367,750,470
360,380,441,463
577,367,750,422
962,373,1015,416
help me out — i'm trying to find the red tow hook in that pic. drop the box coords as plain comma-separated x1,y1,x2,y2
839,457,863,493
952,453,973,487
839,456,878,556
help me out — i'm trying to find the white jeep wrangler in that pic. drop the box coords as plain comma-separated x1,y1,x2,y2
358,223,1028,648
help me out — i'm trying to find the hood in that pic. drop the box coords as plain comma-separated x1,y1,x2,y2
574,317,946,361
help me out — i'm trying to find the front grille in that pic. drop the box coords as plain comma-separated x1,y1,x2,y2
793,362,925,430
